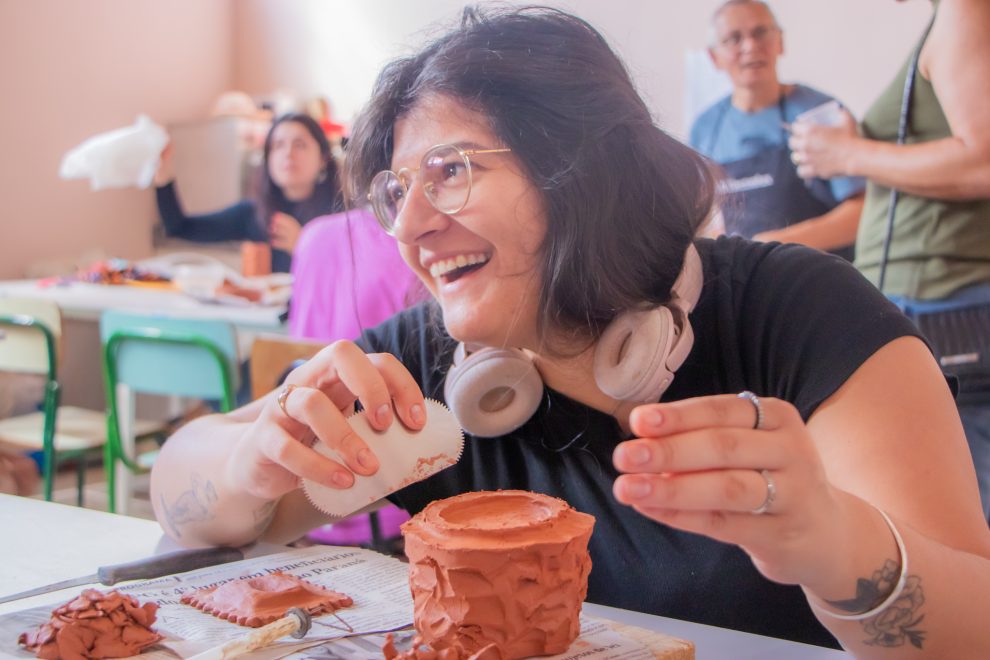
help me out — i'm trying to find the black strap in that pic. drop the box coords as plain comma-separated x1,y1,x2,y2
877,14,936,292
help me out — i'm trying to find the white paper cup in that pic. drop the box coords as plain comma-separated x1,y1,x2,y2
173,264,226,298
794,100,844,127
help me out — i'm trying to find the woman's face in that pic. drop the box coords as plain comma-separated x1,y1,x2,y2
266,120,325,196
389,96,547,349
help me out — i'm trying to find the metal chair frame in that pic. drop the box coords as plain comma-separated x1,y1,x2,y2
102,327,235,513
0,313,62,500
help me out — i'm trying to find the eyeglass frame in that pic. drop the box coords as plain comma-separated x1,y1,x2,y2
367,143,512,235
714,23,780,51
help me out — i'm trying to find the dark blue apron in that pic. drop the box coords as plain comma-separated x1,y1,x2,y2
710,95,853,261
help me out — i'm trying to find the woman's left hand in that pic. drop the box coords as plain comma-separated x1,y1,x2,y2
270,212,302,253
787,110,859,180
612,394,846,588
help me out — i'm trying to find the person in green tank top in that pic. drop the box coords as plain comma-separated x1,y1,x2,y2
788,0,990,521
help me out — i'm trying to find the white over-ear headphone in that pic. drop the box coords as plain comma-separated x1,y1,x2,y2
444,245,703,437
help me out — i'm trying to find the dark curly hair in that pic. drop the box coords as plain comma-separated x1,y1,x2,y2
346,6,715,348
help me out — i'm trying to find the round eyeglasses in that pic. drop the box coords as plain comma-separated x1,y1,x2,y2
368,143,512,235
716,24,779,52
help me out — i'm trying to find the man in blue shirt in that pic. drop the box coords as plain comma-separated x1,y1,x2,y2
690,0,864,259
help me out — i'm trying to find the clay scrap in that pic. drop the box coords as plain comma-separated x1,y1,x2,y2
17,588,163,659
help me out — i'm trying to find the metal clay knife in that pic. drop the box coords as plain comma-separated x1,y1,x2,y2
0,546,244,605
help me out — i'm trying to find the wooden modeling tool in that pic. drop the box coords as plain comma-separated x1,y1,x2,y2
186,607,312,660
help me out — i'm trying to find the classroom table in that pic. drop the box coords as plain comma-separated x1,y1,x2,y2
0,278,287,412
0,279,286,329
0,495,850,659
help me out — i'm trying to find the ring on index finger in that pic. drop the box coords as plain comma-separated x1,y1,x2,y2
277,384,298,420
737,391,764,430
790,151,802,166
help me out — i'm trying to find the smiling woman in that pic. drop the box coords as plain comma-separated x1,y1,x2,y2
150,6,990,658
381,99,549,350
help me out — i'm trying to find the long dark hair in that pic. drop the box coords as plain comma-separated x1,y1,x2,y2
346,6,715,348
256,113,342,231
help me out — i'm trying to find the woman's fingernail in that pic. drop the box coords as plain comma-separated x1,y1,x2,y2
375,404,391,427
625,480,652,499
645,409,663,430
357,448,378,471
332,471,353,488
410,404,425,426
624,444,651,466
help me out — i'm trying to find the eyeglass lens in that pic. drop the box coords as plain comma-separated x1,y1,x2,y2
720,25,776,49
370,144,472,233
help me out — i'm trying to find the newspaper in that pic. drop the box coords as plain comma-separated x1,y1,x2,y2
2,545,658,660
285,616,656,660
0,545,413,659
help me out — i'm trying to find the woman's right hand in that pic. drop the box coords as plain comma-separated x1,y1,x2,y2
224,340,427,501
153,141,175,187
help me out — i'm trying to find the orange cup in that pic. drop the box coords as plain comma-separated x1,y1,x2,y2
241,242,271,277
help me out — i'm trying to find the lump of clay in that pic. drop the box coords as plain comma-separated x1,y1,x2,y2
402,490,595,660
18,588,163,659
181,571,352,627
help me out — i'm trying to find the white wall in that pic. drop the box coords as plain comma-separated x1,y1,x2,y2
0,1,933,280
0,0,234,279
233,0,933,137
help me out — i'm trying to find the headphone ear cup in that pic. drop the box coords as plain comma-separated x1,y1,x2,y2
444,346,544,438
593,308,676,403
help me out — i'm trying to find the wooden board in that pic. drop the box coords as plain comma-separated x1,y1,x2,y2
605,620,695,660
249,334,324,400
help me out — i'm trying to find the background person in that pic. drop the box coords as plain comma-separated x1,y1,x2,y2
0,449,39,496
154,112,343,273
789,0,990,520
150,7,990,655
690,0,865,258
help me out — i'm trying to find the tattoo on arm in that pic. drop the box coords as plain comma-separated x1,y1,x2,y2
826,559,927,649
160,473,218,539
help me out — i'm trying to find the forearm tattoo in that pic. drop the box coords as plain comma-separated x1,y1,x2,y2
826,559,927,649
160,473,217,539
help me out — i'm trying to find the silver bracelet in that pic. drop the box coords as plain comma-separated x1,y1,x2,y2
812,506,908,621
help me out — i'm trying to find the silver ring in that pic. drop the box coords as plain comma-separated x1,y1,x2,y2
737,391,764,430
751,469,777,515
791,151,802,166
277,384,297,420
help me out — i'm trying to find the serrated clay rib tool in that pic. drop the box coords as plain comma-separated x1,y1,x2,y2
302,398,464,517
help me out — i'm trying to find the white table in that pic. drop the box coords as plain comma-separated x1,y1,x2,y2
0,279,286,329
0,495,850,659
0,278,287,414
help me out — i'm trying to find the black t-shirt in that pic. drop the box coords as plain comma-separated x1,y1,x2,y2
357,237,922,648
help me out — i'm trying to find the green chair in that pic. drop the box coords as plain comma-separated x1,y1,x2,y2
0,298,109,503
100,310,239,514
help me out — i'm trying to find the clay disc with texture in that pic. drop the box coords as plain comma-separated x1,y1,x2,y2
302,399,464,517
180,571,352,628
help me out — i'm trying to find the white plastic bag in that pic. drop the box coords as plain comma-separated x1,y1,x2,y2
59,115,168,190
